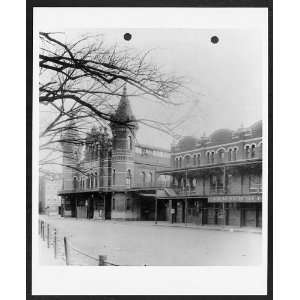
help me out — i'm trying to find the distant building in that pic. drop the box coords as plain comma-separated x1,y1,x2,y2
39,176,46,214
39,174,62,215
58,86,262,228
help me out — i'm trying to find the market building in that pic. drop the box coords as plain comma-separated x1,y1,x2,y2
58,86,171,221
58,86,262,227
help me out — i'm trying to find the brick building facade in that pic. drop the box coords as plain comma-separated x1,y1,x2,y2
58,87,262,227
58,86,171,221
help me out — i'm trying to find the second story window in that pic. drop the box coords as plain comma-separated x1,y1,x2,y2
193,154,197,166
218,149,225,162
211,152,215,164
127,169,132,187
207,152,210,164
251,144,256,158
128,136,132,150
233,148,238,161
73,177,77,189
112,169,116,185
91,174,94,189
95,172,98,187
228,148,232,161
245,145,250,159
142,171,146,186
197,154,201,166
179,157,182,168
150,172,153,186
184,155,191,167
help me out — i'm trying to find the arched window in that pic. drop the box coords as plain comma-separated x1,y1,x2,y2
228,148,232,161
142,171,146,186
112,169,116,185
193,154,197,166
207,152,210,164
175,158,178,168
218,149,225,162
245,145,250,159
95,172,98,187
73,177,77,189
150,172,153,186
197,154,201,166
251,144,256,158
86,175,89,189
211,152,215,164
91,174,94,188
184,155,191,167
179,157,182,168
233,148,238,161
127,169,132,187
128,136,132,150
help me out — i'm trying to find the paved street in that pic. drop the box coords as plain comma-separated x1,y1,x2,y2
39,216,262,266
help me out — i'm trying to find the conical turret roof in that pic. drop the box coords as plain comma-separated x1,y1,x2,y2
112,85,138,129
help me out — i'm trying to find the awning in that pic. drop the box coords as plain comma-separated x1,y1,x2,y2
139,193,156,197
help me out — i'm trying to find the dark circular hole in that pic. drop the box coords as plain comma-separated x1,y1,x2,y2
211,36,219,44
124,33,132,41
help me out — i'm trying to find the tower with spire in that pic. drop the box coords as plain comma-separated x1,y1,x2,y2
110,85,139,219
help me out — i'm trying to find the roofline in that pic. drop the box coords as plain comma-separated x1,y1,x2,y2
156,158,262,175
136,143,171,153
172,136,262,156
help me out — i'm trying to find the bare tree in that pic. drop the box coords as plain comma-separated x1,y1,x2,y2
39,32,186,175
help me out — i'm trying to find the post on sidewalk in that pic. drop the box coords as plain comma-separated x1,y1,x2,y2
53,228,57,259
223,166,226,227
185,168,188,226
154,197,158,224
98,255,107,266
47,223,50,248
64,236,70,265
42,222,45,241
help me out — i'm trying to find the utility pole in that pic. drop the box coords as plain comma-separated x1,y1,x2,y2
185,168,188,226
223,166,226,227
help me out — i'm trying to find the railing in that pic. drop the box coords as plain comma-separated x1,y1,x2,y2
130,182,169,189
167,185,225,196
249,184,262,193
209,185,226,195
38,219,121,266
58,185,111,194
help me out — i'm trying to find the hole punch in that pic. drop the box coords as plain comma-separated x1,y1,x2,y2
211,36,219,44
124,33,132,41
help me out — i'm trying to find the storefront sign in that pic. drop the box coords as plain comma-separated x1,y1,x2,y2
208,194,262,203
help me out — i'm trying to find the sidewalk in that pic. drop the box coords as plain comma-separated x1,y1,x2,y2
152,221,262,234
39,239,65,266
39,215,262,234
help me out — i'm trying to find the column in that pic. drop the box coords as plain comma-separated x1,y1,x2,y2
154,197,158,224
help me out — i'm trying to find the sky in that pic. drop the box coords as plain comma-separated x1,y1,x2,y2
41,28,263,150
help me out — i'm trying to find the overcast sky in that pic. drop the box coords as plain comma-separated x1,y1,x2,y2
85,28,263,148
41,28,263,150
